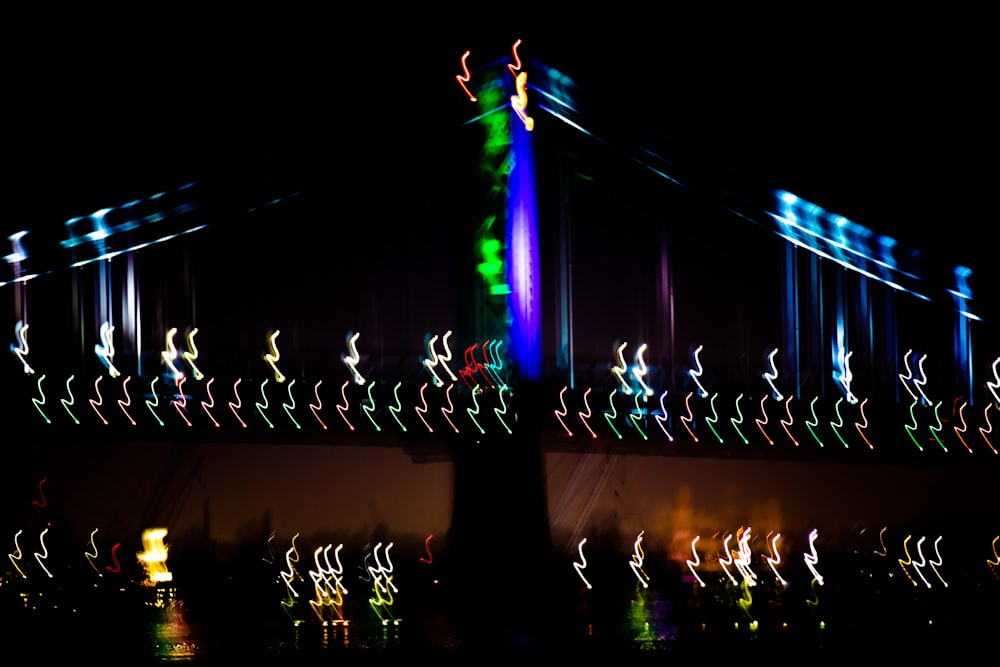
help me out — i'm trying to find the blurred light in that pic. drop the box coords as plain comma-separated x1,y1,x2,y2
343,331,366,385
805,396,824,447
681,391,698,442
336,380,354,431
611,341,631,395
362,382,380,432
804,528,824,586
34,528,53,578
9,530,26,578
162,327,183,382
170,377,191,426
201,377,219,427
89,376,108,425
655,390,675,442
688,345,708,398
555,385,573,436
762,348,784,401
182,328,204,380
730,393,748,444
755,396,774,445
604,389,622,439
263,330,286,383
507,115,541,379
686,536,706,587
11,320,33,374
830,397,849,448
440,383,459,434
137,528,173,585
578,387,597,438
455,50,478,102
388,381,405,432
61,375,80,425
255,378,274,429
493,386,513,434
630,392,649,441
415,382,433,433
855,397,874,449
573,538,593,589
117,376,136,426
4,231,28,264
629,530,650,588
31,374,50,424
96,322,121,378
146,376,165,426
466,384,484,434
282,379,301,430
771,190,931,302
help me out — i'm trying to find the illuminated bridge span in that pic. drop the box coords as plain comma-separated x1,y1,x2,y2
9,331,1000,467
3,48,996,464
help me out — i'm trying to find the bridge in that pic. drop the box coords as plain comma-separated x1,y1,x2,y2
4,41,998,654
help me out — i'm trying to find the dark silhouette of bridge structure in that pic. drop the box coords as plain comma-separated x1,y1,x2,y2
4,54,996,465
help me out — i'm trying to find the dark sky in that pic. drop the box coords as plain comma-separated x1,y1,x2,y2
6,13,995,303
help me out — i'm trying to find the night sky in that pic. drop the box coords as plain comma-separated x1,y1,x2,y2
9,13,995,261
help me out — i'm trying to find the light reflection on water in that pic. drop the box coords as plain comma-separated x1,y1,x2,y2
10,578,995,659
149,602,198,660
144,598,413,660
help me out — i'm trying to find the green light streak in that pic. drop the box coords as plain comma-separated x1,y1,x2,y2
282,379,301,430
629,393,648,441
389,382,407,432
730,393,748,444
363,382,381,432
830,397,849,448
466,386,485,435
604,389,622,440
806,396,824,447
256,379,274,429
493,386,512,434
706,392,723,443
929,401,946,452
32,374,51,424
61,375,80,425
145,377,164,426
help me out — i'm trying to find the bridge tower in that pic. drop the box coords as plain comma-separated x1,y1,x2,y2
446,47,565,649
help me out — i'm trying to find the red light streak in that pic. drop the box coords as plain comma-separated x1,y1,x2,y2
780,396,798,446
953,400,972,453
415,382,434,433
854,397,874,449
681,391,699,442
507,38,523,77
89,376,108,425
456,50,477,102
577,387,596,438
32,477,47,512
228,379,247,428
106,542,121,573
440,383,459,433
755,396,773,445
310,380,328,430
201,377,220,427
117,376,136,426
336,380,355,431
555,385,573,436
420,534,434,564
